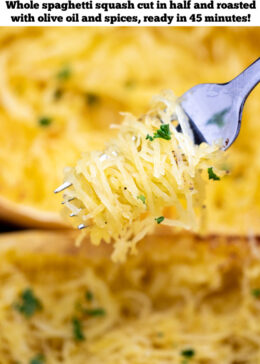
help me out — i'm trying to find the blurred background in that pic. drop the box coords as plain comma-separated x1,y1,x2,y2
0,27,259,235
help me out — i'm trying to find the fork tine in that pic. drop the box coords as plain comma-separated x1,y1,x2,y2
78,224,87,230
61,197,75,204
54,181,72,193
70,209,82,217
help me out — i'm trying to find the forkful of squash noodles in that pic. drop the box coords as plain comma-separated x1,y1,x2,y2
54,58,260,262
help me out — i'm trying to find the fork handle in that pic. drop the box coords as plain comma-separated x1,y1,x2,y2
229,57,260,103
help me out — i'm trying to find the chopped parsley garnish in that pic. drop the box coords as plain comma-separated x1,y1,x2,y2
38,117,52,127
53,88,63,100
181,348,195,358
155,216,164,224
252,288,260,298
57,66,71,81
137,195,146,204
86,92,99,106
72,317,85,341
153,124,171,140
146,124,171,141
86,290,94,301
208,167,220,181
84,308,106,317
30,354,45,364
14,288,42,318
146,134,154,141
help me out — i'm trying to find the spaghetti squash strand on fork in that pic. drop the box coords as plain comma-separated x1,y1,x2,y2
58,90,224,261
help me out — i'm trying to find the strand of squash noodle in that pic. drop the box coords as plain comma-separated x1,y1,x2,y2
62,90,224,261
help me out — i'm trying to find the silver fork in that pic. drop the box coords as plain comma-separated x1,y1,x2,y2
180,57,260,149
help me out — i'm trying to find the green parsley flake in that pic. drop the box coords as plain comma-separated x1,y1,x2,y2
153,124,171,140
181,348,195,358
57,66,71,81
252,288,260,298
137,195,146,204
155,216,164,224
14,288,42,318
86,290,94,301
84,308,106,317
208,167,220,181
30,354,45,364
72,317,85,341
86,92,99,106
146,134,154,141
38,117,52,127
146,124,171,141
54,88,63,100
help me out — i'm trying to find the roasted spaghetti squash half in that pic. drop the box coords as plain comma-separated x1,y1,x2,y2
1,230,260,363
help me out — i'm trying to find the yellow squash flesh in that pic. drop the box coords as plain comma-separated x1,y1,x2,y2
0,27,259,233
